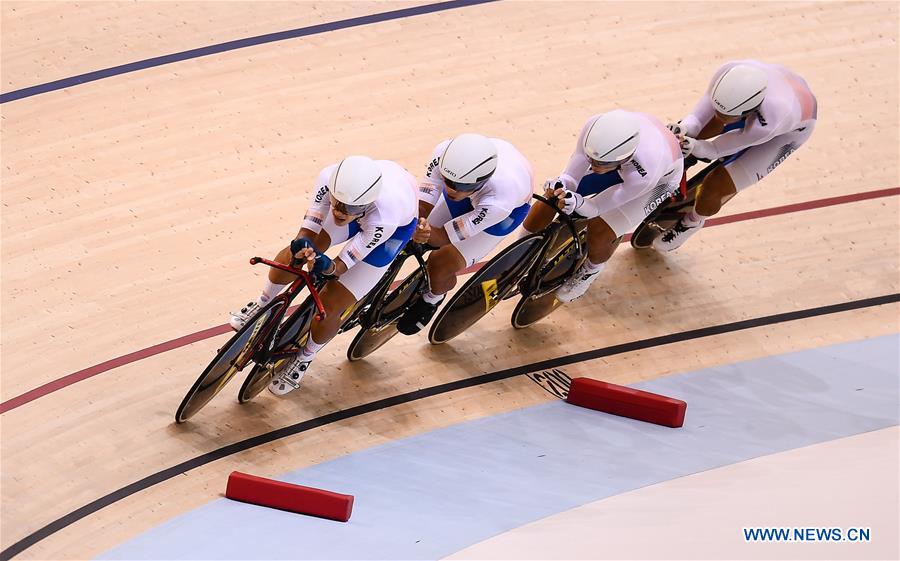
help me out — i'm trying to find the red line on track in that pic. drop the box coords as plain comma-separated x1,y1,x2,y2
2,186,897,415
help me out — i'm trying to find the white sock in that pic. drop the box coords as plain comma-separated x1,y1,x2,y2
259,279,289,304
683,208,707,226
301,334,324,358
583,260,605,275
422,290,444,304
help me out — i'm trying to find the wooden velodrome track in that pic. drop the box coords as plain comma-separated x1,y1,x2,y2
1,1,898,559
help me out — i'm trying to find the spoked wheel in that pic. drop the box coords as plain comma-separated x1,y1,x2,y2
175,300,285,423
428,235,544,345
237,298,318,404
347,269,426,361
511,231,586,329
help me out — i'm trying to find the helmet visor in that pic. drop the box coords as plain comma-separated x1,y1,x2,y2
329,194,370,216
714,105,759,121
587,154,629,169
443,176,489,194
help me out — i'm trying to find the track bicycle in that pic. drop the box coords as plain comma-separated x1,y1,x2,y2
175,257,326,423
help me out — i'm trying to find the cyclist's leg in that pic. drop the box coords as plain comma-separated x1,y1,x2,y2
307,218,414,348
397,239,490,335
714,119,816,212
420,193,475,296
657,120,815,251
554,216,617,303
399,202,529,333
694,165,738,217
688,115,750,215
429,201,531,290
269,219,415,394
559,177,681,302
522,200,556,235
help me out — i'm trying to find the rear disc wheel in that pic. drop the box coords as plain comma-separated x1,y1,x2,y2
428,235,543,345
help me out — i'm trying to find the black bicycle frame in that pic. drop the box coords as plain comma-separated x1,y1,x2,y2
518,194,585,297
240,257,326,366
357,241,432,328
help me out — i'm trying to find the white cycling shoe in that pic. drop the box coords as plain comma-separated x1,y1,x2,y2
228,300,262,331
653,217,704,252
556,263,602,303
268,353,313,396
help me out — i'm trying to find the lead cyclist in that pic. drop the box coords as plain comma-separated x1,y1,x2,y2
228,155,419,395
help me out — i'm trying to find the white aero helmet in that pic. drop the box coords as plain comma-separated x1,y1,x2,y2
710,64,768,117
439,133,498,192
328,155,383,212
583,111,641,166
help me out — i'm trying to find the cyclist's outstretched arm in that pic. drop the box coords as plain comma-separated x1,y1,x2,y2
417,141,448,220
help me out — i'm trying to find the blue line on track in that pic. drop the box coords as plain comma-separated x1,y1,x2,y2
0,0,497,104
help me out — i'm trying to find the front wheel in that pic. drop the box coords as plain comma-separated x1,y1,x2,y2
175,300,284,423
630,208,683,249
511,291,564,329
237,362,276,404
631,188,696,250
237,298,319,404
428,235,544,345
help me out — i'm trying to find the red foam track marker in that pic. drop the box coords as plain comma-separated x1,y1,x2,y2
226,471,354,522
566,377,687,428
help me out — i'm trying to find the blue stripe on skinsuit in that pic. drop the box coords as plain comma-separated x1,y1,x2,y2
442,190,475,218
484,202,530,236
723,117,747,133
715,118,748,165
361,219,417,267
441,191,530,237
576,170,623,196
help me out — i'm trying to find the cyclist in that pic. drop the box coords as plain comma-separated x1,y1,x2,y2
228,155,418,395
655,60,817,251
522,109,683,302
396,133,533,334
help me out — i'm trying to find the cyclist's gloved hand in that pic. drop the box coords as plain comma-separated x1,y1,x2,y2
679,136,696,158
667,121,688,138
289,237,334,275
412,218,431,244
555,188,584,215
310,252,335,276
543,177,565,198
290,237,315,256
